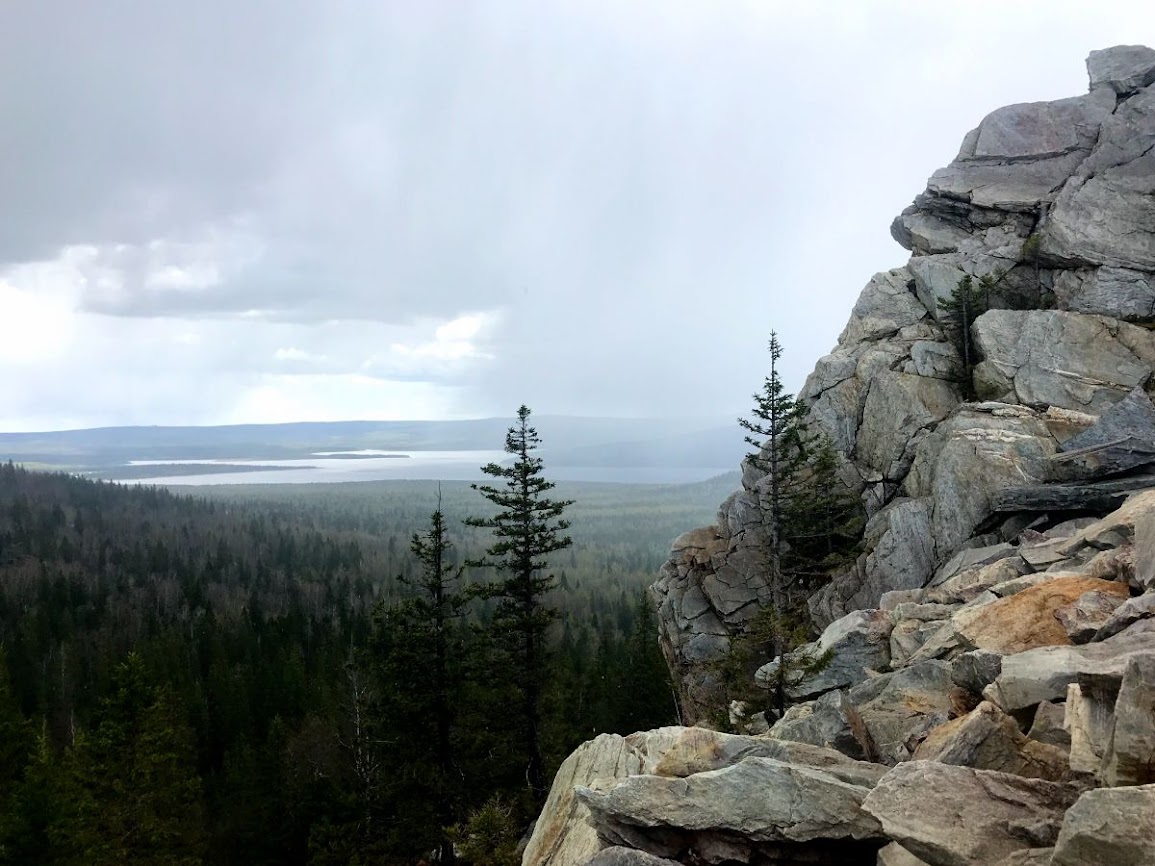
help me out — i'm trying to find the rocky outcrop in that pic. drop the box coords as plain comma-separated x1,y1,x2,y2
653,41,1155,724
537,46,1155,866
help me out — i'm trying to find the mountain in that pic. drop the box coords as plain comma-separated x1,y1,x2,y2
531,45,1155,866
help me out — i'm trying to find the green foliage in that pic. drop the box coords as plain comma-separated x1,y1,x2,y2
739,334,863,609
466,405,575,805
0,460,687,864
714,606,832,722
449,795,522,866
939,270,1008,394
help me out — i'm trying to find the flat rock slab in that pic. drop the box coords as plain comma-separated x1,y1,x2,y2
578,756,883,843
985,618,1155,711
972,310,1155,413
1052,785,1155,865
862,761,1080,866
651,726,887,788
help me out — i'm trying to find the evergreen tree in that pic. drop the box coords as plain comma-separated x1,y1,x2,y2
783,434,863,588
68,653,206,866
466,405,574,805
738,332,811,612
939,270,1004,393
370,497,468,861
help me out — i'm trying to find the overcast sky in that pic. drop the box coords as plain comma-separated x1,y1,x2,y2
2,1,1153,431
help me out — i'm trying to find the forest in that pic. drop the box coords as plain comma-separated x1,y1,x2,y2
0,460,734,865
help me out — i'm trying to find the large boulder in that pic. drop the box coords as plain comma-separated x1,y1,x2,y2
1102,652,1155,786
523,734,647,866
984,619,1155,711
649,726,886,788
971,310,1155,412
861,761,1080,866
1051,785,1155,865
1043,81,1155,271
912,700,1070,781
950,575,1130,654
577,757,887,865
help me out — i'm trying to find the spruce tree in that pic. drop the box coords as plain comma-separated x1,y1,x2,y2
371,496,467,860
738,332,810,612
466,405,573,805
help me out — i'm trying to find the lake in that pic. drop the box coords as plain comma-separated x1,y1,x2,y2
123,450,733,486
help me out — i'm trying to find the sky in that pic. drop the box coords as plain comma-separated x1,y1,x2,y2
2,1,1154,431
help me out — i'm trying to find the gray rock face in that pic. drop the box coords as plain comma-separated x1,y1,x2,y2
861,761,1080,866
524,734,647,866
1087,45,1155,94
984,619,1155,711
577,757,887,864
652,42,1155,726
925,88,1114,212
972,310,1155,412
1054,267,1155,320
1051,785,1155,865
1102,653,1155,786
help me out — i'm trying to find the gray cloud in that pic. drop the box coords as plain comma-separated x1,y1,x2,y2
2,1,1154,428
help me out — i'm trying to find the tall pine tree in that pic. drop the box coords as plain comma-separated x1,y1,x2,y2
371,495,468,860
466,406,573,806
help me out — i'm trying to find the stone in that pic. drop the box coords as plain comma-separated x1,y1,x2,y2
877,842,930,866
1087,44,1155,94
890,618,946,669
925,88,1114,211
990,473,1155,516
930,542,1018,587
1055,590,1129,643
861,761,1080,866
523,734,646,866
1043,83,1155,271
857,371,960,480
1102,652,1155,786
649,726,887,788
1051,785,1155,865
755,608,893,701
1054,268,1155,322
904,407,1057,565
985,619,1155,711
1028,701,1072,750
993,852,1055,866
577,757,886,863
951,649,1004,696
1055,387,1155,478
930,557,1031,605
581,847,682,866
912,701,1070,781
953,576,1130,654
849,661,955,765
1065,680,1119,777
1094,592,1155,640
972,310,1155,413
769,688,875,763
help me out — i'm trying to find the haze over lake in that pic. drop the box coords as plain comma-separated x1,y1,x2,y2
122,450,734,486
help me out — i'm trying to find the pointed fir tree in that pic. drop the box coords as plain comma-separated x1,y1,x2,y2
370,494,468,861
466,405,574,806
738,332,813,611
